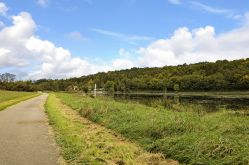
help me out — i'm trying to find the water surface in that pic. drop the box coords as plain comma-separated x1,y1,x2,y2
113,93,249,111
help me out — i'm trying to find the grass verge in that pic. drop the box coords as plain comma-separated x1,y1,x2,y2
0,90,40,111
55,92,249,165
45,94,178,165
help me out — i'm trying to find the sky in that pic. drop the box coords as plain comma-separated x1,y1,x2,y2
0,0,249,79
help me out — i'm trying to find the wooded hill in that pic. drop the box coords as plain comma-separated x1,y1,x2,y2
1,58,249,92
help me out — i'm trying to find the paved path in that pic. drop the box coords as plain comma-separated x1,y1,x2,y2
0,94,59,165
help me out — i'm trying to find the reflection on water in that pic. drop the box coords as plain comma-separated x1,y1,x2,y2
113,93,249,111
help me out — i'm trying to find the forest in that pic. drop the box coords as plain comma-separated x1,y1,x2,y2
1,58,249,92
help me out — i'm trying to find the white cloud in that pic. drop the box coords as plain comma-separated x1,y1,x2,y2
1,5,249,80
118,48,132,58
91,28,153,44
168,0,182,5
169,1,242,19
0,2,8,16
112,59,134,70
25,36,109,79
91,28,123,38
0,12,36,68
137,15,249,67
37,0,50,7
111,48,135,70
66,31,87,42
0,11,110,79
190,1,241,19
190,1,231,14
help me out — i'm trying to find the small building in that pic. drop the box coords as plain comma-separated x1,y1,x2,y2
66,85,79,91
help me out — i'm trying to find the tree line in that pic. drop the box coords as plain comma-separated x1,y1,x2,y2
0,73,16,82
1,58,249,92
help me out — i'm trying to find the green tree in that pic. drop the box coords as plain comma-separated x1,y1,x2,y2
104,81,115,94
173,84,180,92
82,86,89,94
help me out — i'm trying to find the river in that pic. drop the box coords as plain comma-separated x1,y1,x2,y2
112,92,249,111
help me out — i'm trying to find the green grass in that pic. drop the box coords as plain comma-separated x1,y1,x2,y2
55,92,249,165
0,90,40,111
45,94,175,165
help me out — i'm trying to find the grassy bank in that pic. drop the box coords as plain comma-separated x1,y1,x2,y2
0,90,40,111
45,94,177,164
55,92,249,165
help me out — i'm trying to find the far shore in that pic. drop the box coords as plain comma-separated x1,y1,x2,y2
107,91,249,99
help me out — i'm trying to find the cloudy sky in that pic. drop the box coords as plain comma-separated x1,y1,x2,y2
0,0,249,79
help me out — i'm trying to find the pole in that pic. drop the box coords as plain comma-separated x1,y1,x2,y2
94,83,97,98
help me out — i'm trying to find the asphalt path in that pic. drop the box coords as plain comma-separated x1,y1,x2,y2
0,94,59,165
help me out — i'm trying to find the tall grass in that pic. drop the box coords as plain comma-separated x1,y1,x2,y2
55,92,249,164
45,94,176,164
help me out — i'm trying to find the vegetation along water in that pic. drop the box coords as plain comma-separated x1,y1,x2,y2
55,92,249,165
45,94,178,165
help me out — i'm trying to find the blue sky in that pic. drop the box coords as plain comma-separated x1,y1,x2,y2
0,0,249,79
4,0,248,59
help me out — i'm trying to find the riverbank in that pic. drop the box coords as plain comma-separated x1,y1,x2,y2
113,91,249,99
46,94,178,164
55,92,249,164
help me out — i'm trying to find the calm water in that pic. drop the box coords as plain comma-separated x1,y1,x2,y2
113,93,249,111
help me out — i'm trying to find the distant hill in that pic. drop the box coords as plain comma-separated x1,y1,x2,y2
2,58,249,92
71,58,249,92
